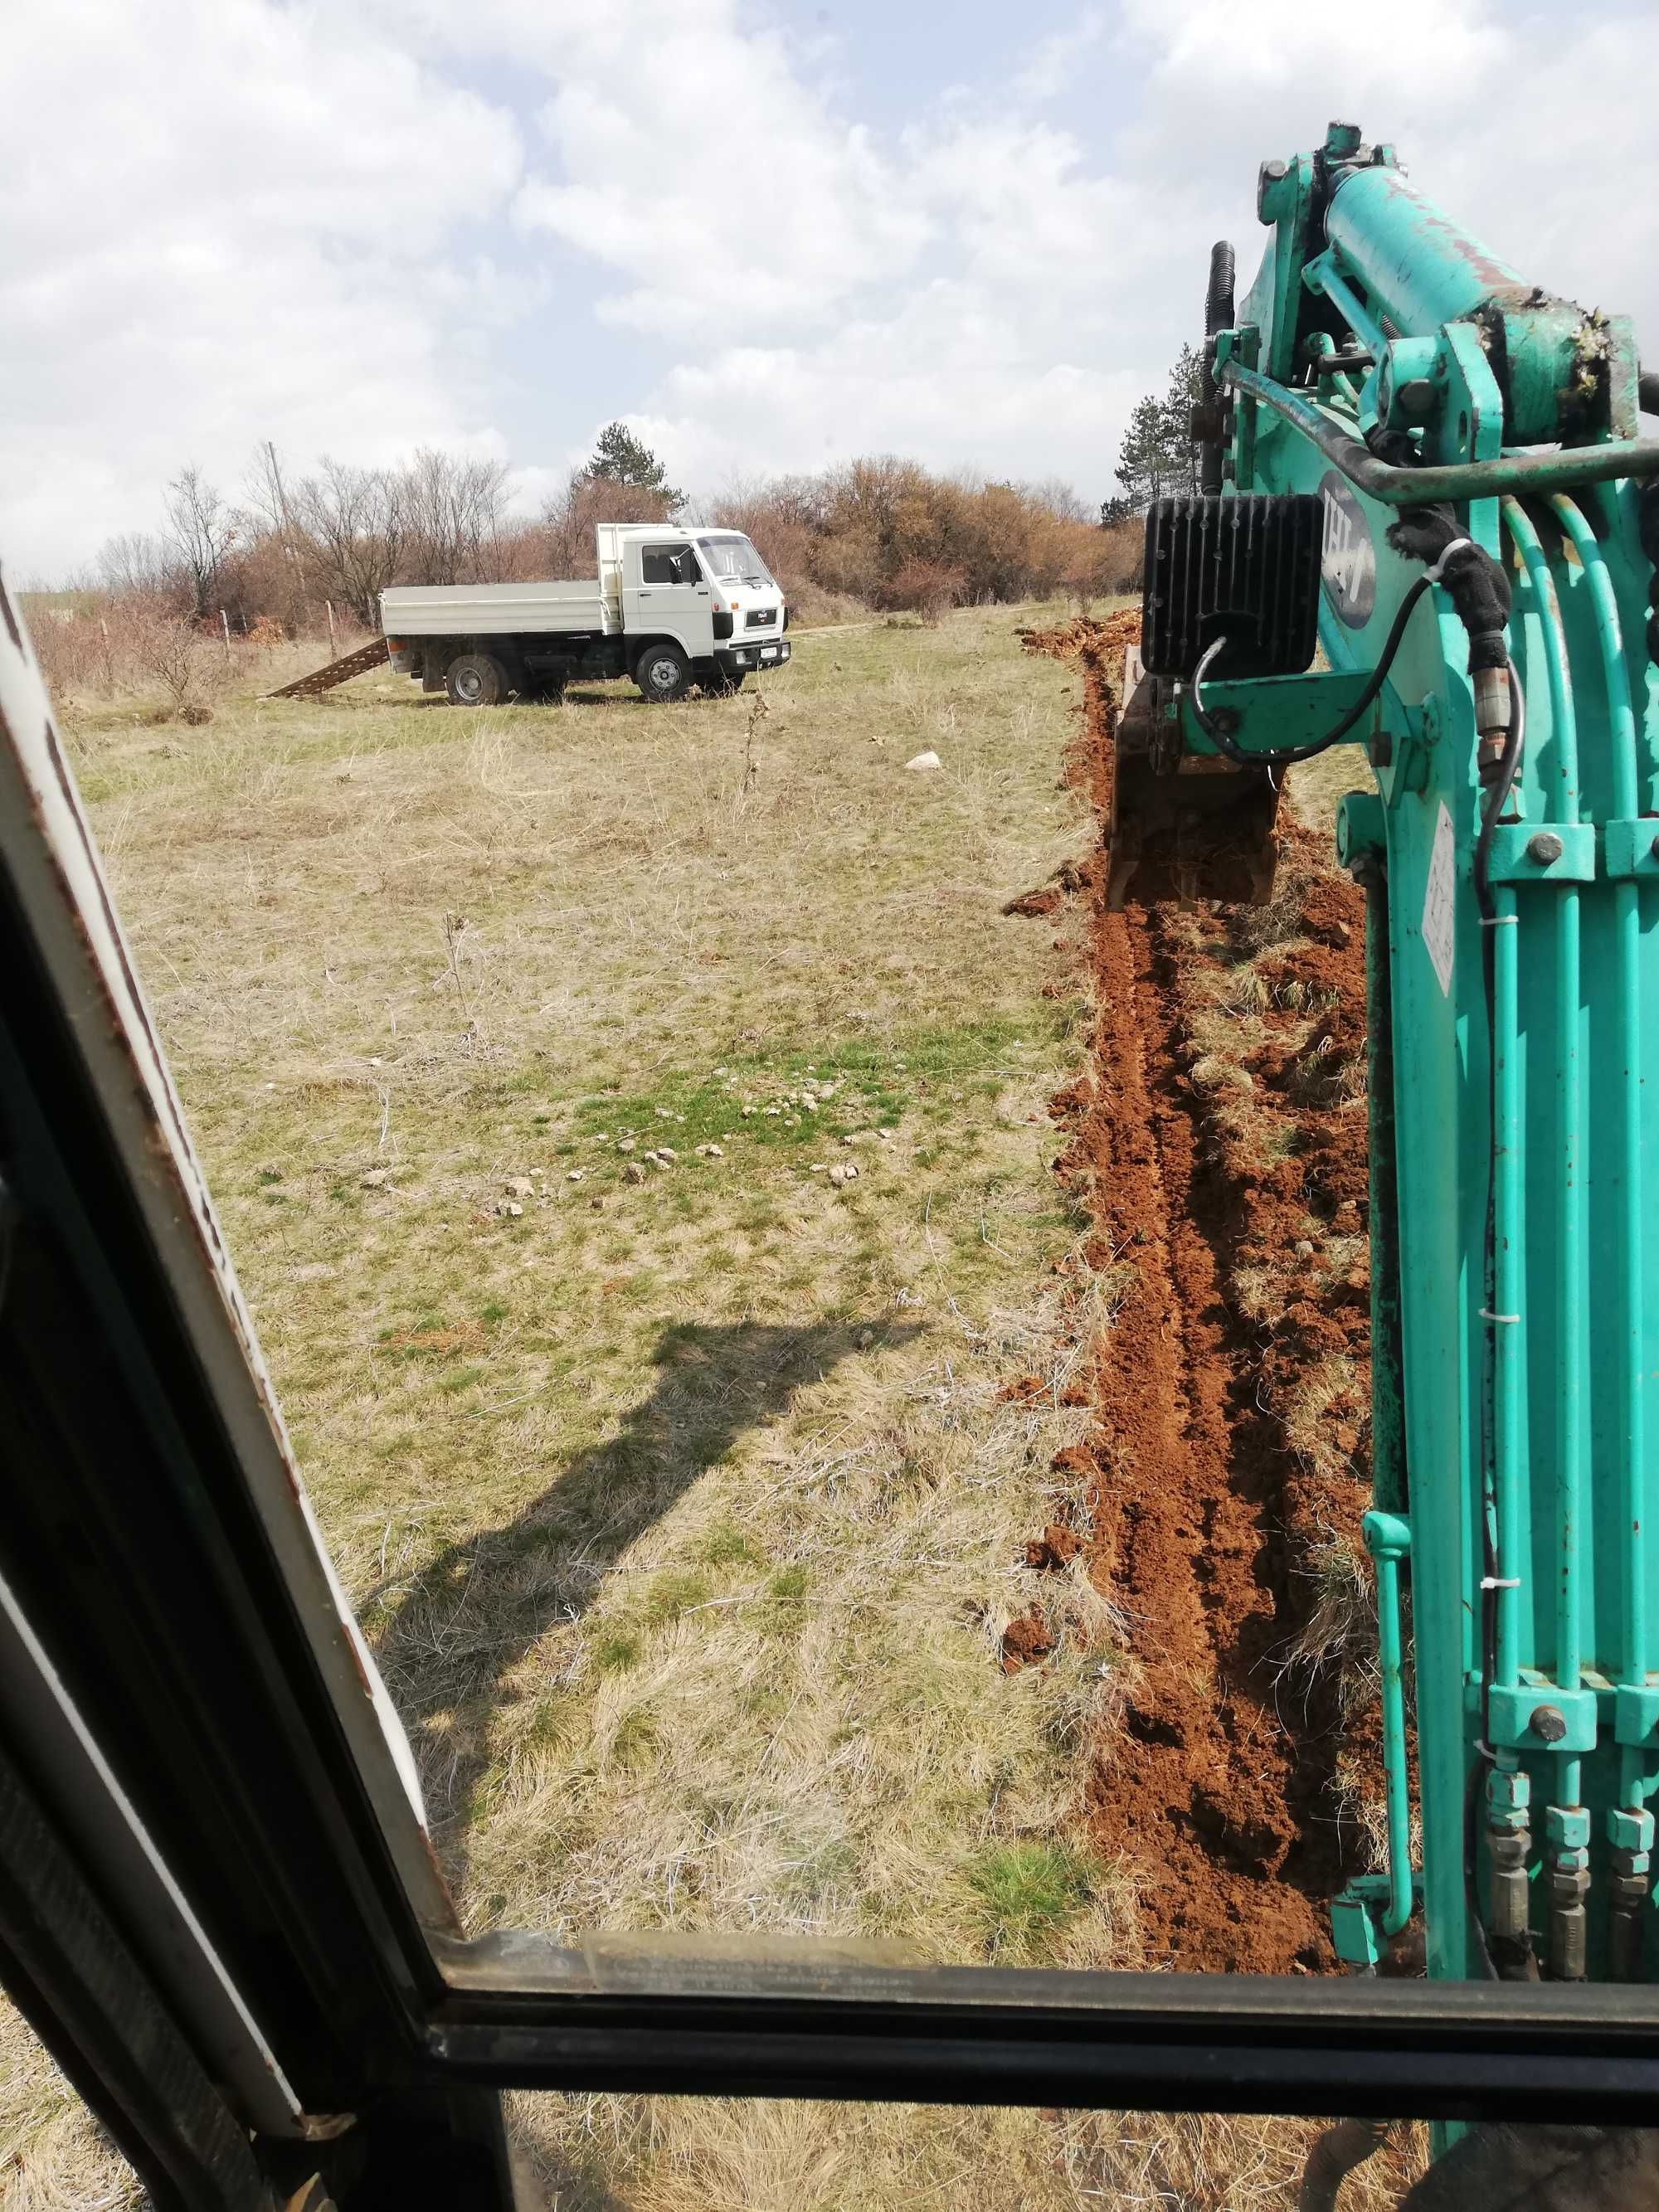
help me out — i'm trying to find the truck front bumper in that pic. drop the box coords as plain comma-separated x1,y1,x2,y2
716,639,791,674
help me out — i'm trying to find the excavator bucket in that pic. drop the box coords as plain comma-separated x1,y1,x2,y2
1107,640,1281,909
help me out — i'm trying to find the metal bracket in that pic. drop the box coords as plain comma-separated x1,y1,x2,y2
1484,824,1597,884
1487,1682,1599,1753
1613,1684,1659,1747
1603,819,1659,879
1178,667,1376,758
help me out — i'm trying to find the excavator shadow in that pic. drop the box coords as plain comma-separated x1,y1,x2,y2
368,1315,917,1891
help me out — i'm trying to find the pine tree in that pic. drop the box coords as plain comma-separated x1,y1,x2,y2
585,422,684,512
1106,344,1205,516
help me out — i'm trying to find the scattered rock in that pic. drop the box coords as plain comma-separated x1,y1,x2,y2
694,1143,724,1159
903,750,942,772
617,1137,636,1152
622,1160,646,1184
567,1169,585,1183
361,1169,389,1189
657,1145,677,1162
854,1327,875,1350
589,1195,604,1210
1294,1238,1315,1258
828,1163,859,1188
497,1199,523,1218
504,1177,534,1198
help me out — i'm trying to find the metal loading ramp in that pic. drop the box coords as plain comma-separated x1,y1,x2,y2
265,637,389,701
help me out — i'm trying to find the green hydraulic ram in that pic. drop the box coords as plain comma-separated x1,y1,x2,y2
1118,121,1659,2169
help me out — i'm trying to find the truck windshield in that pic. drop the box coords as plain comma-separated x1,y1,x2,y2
697,534,771,583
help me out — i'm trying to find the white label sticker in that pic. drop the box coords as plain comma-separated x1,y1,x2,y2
1422,800,1456,998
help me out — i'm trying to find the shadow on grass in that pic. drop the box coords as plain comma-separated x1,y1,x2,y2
370,1315,917,1892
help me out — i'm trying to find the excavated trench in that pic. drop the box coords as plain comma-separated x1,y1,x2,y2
1019,612,1380,1974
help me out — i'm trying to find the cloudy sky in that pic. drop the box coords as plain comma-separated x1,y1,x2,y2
2,0,1654,576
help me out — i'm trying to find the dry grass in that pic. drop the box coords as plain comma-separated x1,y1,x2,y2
2,613,1424,2207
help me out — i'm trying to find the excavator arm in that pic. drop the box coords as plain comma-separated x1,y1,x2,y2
1112,115,1659,2195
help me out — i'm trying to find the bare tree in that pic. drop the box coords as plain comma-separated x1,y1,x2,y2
539,468,677,577
130,609,207,717
288,459,411,625
401,449,510,584
96,531,181,604
164,465,237,618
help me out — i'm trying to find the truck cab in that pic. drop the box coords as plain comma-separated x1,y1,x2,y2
382,524,790,707
608,525,789,698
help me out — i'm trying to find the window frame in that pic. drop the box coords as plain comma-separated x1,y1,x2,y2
639,541,703,586
2,576,1657,2212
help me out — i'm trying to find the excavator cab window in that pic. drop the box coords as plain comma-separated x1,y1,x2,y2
7,116,1659,2212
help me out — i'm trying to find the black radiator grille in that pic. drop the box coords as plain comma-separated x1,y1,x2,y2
1141,493,1321,679
745,609,776,629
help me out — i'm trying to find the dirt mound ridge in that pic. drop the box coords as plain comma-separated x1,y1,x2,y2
1022,614,1376,1975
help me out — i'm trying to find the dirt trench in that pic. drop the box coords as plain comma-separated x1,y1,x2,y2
1021,613,1379,1974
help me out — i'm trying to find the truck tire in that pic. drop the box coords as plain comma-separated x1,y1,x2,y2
445,652,508,707
704,667,745,695
634,641,692,702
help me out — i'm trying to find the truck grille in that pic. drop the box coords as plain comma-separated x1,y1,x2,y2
745,609,776,629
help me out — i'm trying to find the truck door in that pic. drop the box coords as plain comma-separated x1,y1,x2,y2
625,539,714,661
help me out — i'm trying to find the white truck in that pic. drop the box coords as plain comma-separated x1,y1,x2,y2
381,523,791,706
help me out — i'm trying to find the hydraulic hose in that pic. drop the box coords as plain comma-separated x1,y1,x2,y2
1473,661,1532,1979
1199,241,1236,497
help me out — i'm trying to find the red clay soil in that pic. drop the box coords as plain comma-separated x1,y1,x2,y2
1017,611,1375,1975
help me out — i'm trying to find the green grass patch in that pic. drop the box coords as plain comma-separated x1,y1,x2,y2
966,1840,1098,1959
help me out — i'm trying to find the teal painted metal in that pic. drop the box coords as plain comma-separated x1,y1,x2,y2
1216,362,1659,502
1364,1512,1414,1935
1172,667,1375,756
1207,125,1659,1993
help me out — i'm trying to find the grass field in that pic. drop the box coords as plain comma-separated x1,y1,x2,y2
2,610,1420,2209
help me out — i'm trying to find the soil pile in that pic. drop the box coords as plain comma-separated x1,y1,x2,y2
1021,612,1377,1974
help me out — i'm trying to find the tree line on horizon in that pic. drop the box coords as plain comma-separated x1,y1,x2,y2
37,421,1144,639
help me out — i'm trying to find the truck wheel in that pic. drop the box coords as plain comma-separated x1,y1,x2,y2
635,642,692,702
445,652,508,707
705,668,745,695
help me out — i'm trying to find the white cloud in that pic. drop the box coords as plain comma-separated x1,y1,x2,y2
3,0,1655,574
1012,12,1106,105
509,17,932,342
0,0,523,573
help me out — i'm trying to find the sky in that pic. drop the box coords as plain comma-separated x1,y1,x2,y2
2,0,1655,577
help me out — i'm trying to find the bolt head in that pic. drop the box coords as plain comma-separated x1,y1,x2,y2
1527,831,1565,865
1530,1704,1569,1744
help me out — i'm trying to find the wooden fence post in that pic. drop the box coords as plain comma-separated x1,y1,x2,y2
327,600,336,659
